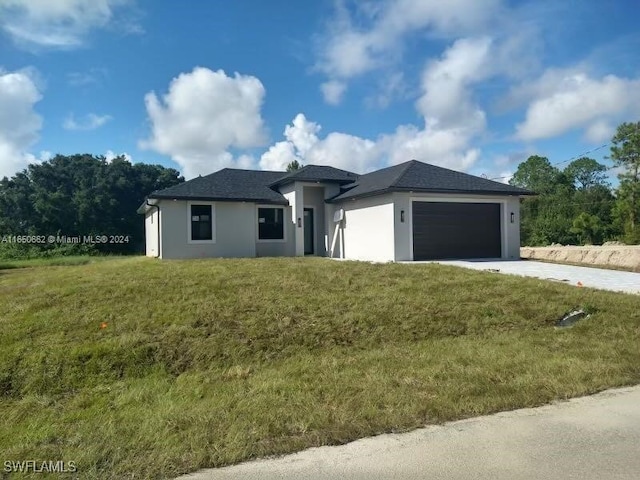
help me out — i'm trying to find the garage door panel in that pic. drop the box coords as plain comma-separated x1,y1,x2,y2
412,202,501,260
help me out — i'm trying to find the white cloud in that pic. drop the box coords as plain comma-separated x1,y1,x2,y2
416,37,491,130
260,141,298,172
140,67,268,179
259,114,479,174
262,36,489,174
366,71,407,109
284,113,321,156
515,71,640,141
0,68,43,178
235,154,256,170
259,113,380,173
304,131,379,173
583,120,614,144
492,151,529,168
315,0,502,103
63,113,112,131
378,122,480,169
0,0,139,49
475,152,529,184
104,150,132,163
259,114,318,171
320,80,347,105
37,150,53,162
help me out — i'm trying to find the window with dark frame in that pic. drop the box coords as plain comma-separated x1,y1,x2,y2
190,204,213,241
258,207,284,240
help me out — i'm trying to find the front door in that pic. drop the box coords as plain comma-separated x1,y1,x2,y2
303,208,314,255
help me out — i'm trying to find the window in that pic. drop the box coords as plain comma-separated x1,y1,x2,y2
258,207,284,240
190,204,213,241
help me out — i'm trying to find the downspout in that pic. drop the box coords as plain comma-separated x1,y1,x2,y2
146,199,161,258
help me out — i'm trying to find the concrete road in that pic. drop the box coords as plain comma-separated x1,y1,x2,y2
429,260,640,295
177,386,640,480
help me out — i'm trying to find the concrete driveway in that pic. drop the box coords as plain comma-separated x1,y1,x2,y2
428,260,640,295
177,386,640,480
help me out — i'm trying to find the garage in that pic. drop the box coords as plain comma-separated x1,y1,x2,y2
412,201,502,260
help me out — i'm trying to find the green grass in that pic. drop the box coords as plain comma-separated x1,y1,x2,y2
0,255,113,270
1,257,639,479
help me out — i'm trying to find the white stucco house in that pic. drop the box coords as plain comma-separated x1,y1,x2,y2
137,160,533,261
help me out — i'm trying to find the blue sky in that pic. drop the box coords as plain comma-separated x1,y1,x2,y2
1,0,639,181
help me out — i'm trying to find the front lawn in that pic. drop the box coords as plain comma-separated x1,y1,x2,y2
1,257,639,479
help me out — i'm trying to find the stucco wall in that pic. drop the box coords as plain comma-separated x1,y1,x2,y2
323,184,342,257
393,192,522,261
281,183,304,256
156,200,295,259
144,209,159,257
159,200,257,259
337,194,395,262
504,196,521,259
281,182,337,256
302,186,326,256
147,189,522,261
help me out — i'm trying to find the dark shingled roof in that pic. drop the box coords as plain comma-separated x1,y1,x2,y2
270,165,358,186
329,160,533,202
148,168,288,204
143,161,532,210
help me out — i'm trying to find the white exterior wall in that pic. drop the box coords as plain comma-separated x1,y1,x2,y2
281,183,304,256
144,209,159,257
337,194,395,262
324,184,342,258
392,192,522,261
302,186,326,256
282,182,336,257
142,179,524,261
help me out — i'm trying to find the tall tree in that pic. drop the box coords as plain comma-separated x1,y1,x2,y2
609,121,640,243
0,154,183,256
564,157,608,190
570,212,602,245
510,155,576,245
509,155,563,194
286,160,302,172
564,158,615,244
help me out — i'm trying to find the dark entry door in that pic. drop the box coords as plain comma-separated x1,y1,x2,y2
303,208,314,255
412,202,501,260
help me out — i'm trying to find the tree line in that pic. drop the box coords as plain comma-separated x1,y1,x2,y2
0,154,183,258
509,121,640,246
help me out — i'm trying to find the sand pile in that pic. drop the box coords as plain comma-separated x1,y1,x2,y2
520,245,640,272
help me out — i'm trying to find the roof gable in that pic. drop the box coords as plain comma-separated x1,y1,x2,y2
270,165,358,186
330,160,533,201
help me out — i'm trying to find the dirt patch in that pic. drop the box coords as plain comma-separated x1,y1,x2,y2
520,245,640,272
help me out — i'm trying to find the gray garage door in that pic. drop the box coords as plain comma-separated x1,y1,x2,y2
412,202,501,260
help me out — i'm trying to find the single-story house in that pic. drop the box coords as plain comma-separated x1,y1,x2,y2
137,160,533,261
